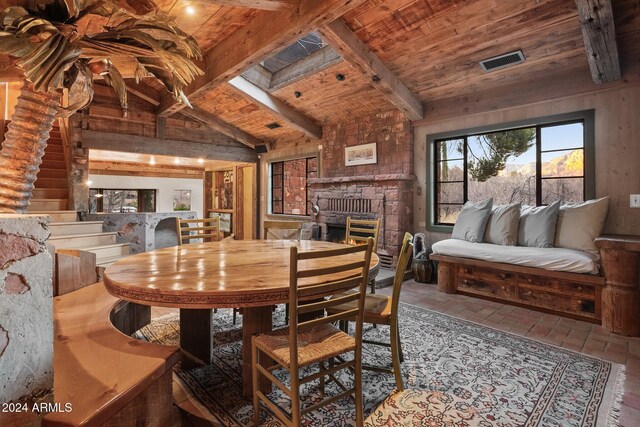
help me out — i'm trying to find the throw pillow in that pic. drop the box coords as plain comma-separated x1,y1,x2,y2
451,198,493,243
517,200,561,248
555,197,609,256
484,203,521,246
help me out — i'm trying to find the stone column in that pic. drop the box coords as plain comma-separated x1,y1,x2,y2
0,215,53,402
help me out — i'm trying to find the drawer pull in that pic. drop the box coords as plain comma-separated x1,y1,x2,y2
524,291,532,296
527,278,533,283
501,286,506,290
500,274,507,280
577,299,583,304
576,286,583,291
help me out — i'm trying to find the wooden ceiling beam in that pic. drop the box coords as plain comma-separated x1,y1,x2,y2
157,0,368,117
575,0,621,84
181,107,263,148
81,129,258,163
318,18,424,121
228,76,322,139
125,82,161,107
241,65,273,90
89,161,204,179
269,46,342,91
190,0,299,11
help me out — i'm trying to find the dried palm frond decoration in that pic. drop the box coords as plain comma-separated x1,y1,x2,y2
0,0,203,213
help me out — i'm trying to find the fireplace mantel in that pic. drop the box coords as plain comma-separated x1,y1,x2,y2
308,174,415,186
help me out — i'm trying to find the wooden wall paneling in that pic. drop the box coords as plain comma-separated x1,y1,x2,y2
413,82,640,243
235,165,245,239
205,171,214,219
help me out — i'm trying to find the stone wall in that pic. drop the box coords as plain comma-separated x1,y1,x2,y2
0,215,53,402
310,110,415,261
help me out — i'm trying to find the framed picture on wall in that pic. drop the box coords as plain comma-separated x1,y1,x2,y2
173,190,191,211
345,143,377,166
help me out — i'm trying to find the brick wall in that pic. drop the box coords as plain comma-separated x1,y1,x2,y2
322,110,414,177
310,110,415,261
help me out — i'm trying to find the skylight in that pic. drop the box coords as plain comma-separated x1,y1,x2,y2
260,32,327,73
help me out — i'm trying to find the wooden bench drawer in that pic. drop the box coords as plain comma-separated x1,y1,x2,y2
458,277,516,299
459,266,514,284
514,273,596,297
518,286,596,317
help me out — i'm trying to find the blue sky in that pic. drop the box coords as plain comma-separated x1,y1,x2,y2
469,122,583,165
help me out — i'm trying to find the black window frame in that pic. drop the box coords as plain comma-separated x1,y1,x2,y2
269,156,317,216
427,110,595,232
89,188,157,213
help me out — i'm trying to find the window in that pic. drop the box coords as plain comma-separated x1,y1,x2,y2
270,157,317,215
89,189,156,213
429,111,594,227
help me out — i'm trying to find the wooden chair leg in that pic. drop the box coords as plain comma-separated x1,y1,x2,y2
369,278,376,294
291,371,301,427
319,361,326,398
233,308,237,325
252,339,261,426
354,351,364,426
396,323,404,363
285,304,289,325
390,323,404,392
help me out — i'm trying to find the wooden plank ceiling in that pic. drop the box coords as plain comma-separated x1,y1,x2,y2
2,0,639,150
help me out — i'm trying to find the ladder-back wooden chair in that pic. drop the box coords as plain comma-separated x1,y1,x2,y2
346,217,381,293
264,220,304,324
176,217,221,245
329,232,413,391
252,239,374,427
264,220,304,240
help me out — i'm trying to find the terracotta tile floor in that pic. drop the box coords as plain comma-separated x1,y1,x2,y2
156,281,640,426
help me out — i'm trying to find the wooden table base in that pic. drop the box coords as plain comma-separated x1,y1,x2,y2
179,309,212,366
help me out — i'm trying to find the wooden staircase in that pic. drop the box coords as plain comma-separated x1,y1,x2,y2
25,123,131,274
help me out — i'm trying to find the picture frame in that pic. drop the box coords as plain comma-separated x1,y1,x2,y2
345,143,377,166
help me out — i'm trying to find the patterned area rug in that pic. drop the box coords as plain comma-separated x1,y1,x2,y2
136,304,624,426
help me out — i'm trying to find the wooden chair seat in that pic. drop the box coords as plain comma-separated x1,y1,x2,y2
328,291,391,322
254,323,355,368
43,282,179,426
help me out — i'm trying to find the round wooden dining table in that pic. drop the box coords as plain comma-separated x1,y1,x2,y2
104,239,379,396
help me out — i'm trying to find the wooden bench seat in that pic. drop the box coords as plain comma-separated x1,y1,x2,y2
43,283,179,427
430,254,605,323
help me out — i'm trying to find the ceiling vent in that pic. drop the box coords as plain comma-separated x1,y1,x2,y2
266,122,282,129
480,50,525,72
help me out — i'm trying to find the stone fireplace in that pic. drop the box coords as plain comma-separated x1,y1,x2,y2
308,109,415,266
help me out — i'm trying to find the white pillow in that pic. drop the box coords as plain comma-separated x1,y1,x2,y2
555,197,609,256
517,200,561,248
484,203,521,246
451,198,493,243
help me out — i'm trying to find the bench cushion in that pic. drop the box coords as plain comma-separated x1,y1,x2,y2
432,239,599,274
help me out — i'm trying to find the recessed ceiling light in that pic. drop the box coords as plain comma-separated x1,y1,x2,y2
86,180,93,186
150,158,156,165
174,158,181,164
198,158,204,164
185,5,195,15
